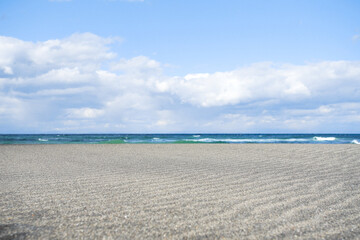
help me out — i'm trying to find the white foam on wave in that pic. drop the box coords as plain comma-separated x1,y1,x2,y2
282,138,309,142
192,135,201,138
313,136,336,141
186,138,217,142
224,138,309,143
351,140,360,144
152,137,160,140
185,138,309,143
38,138,48,142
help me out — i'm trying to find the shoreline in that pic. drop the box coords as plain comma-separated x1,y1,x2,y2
1,133,359,145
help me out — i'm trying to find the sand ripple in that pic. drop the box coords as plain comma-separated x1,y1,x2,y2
1,144,360,239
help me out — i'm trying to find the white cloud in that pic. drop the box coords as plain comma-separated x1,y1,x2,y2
156,61,359,107
203,101,360,133
30,87,94,97
155,120,169,126
111,56,161,73
66,108,104,119
36,68,91,84
1,33,360,133
0,33,116,78
0,95,25,119
2,66,13,75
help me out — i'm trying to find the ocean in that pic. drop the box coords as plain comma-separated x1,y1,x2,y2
0,134,359,144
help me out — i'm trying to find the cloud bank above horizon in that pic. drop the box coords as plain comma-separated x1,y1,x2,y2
1,33,360,133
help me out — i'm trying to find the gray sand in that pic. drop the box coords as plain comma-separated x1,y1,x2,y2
1,144,360,239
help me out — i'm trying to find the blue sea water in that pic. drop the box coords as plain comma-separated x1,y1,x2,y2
0,134,359,144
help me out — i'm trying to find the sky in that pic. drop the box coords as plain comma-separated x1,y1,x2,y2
0,0,360,133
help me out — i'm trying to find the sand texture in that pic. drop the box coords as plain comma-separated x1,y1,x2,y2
1,144,360,239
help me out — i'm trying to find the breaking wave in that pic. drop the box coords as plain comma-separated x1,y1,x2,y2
185,138,309,143
313,136,336,141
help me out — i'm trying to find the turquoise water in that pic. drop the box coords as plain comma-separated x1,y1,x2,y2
0,134,359,144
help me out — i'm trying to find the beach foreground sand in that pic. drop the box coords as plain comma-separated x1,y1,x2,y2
1,144,359,239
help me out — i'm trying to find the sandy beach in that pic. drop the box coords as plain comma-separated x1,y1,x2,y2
0,144,359,239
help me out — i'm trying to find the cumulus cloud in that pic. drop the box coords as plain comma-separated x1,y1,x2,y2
1,33,360,133
111,56,161,73
155,61,360,107
0,33,115,78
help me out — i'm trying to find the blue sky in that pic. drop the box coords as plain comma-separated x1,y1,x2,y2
0,0,360,133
